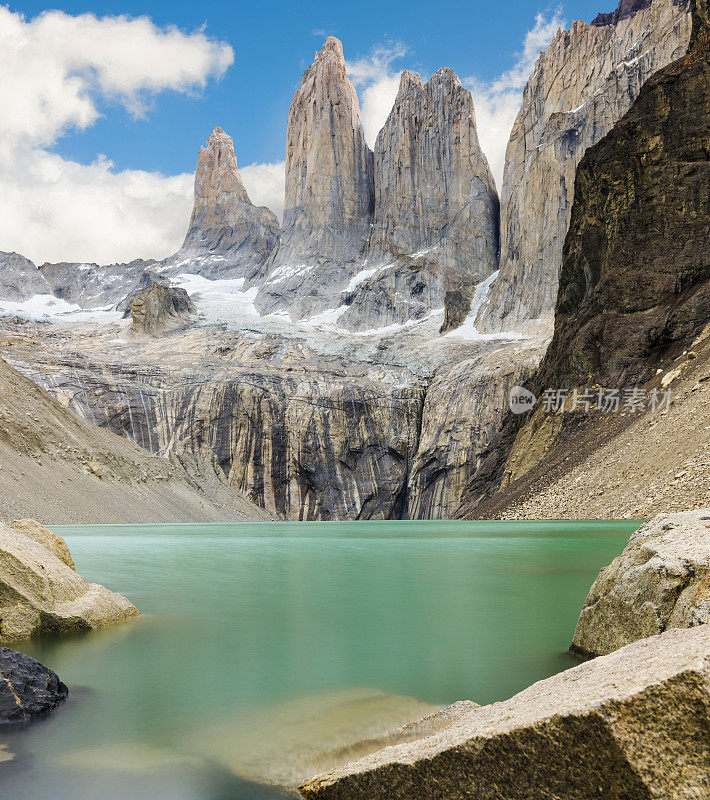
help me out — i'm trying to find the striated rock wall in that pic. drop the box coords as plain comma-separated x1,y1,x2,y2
176,127,279,278
14,352,426,521
406,342,543,519
477,0,692,335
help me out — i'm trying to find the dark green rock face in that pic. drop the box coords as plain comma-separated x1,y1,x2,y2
542,0,710,388
455,0,709,517
0,647,68,725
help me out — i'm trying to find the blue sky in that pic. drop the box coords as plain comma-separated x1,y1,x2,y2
0,0,612,264
10,0,607,175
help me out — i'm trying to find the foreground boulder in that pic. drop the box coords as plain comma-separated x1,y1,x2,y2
0,521,139,642
10,518,76,569
300,625,710,799
0,647,68,725
572,509,710,657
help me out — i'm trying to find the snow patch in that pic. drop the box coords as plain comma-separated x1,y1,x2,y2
444,271,529,342
264,264,314,285
0,294,120,323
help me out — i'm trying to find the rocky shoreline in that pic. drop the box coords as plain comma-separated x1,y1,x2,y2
298,510,710,798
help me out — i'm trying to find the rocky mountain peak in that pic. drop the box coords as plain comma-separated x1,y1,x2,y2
193,126,249,204
255,33,374,318
591,0,652,26
315,35,345,64
475,0,693,336
367,64,499,279
177,126,279,276
397,70,422,97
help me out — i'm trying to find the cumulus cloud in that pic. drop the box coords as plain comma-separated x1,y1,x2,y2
465,9,566,187
0,7,233,264
240,161,286,222
347,42,410,148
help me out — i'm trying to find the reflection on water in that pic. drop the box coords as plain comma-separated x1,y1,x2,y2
0,520,638,799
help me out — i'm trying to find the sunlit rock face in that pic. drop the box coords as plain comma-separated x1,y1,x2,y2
369,69,498,282
175,126,280,278
255,37,375,319
337,68,500,333
476,0,692,336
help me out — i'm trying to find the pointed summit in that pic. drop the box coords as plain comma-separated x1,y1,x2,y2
180,127,279,276
265,35,374,271
316,35,345,62
369,66,499,280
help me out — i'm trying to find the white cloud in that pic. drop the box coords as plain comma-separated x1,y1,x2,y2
347,42,409,148
240,161,286,222
0,7,233,264
465,9,566,187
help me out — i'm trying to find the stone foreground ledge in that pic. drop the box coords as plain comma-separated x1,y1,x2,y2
299,625,710,799
572,508,710,657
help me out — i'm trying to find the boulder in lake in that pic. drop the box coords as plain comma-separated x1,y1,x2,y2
300,626,710,799
0,646,68,725
0,521,139,643
572,509,710,658
10,518,75,570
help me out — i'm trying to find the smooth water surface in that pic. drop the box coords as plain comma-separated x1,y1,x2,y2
1,520,639,799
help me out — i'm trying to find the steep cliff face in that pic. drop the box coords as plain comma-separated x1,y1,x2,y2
176,127,279,278
457,0,709,519
405,341,543,519
336,69,499,333
0,346,268,523
368,69,498,280
476,0,692,335
0,252,51,301
256,37,374,319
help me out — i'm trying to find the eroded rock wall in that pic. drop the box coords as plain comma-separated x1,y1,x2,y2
14,354,425,521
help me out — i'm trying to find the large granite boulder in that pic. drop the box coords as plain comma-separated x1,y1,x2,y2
128,277,196,337
572,510,710,657
0,521,139,642
10,518,75,570
0,647,68,725
300,625,710,799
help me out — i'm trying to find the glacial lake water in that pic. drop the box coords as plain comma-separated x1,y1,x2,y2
1,520,640,799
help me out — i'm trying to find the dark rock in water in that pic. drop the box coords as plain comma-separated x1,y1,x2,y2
0,647,68,725
124,274,197,336
440,284,476,334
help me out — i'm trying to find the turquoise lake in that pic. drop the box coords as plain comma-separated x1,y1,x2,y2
0,520,640,799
